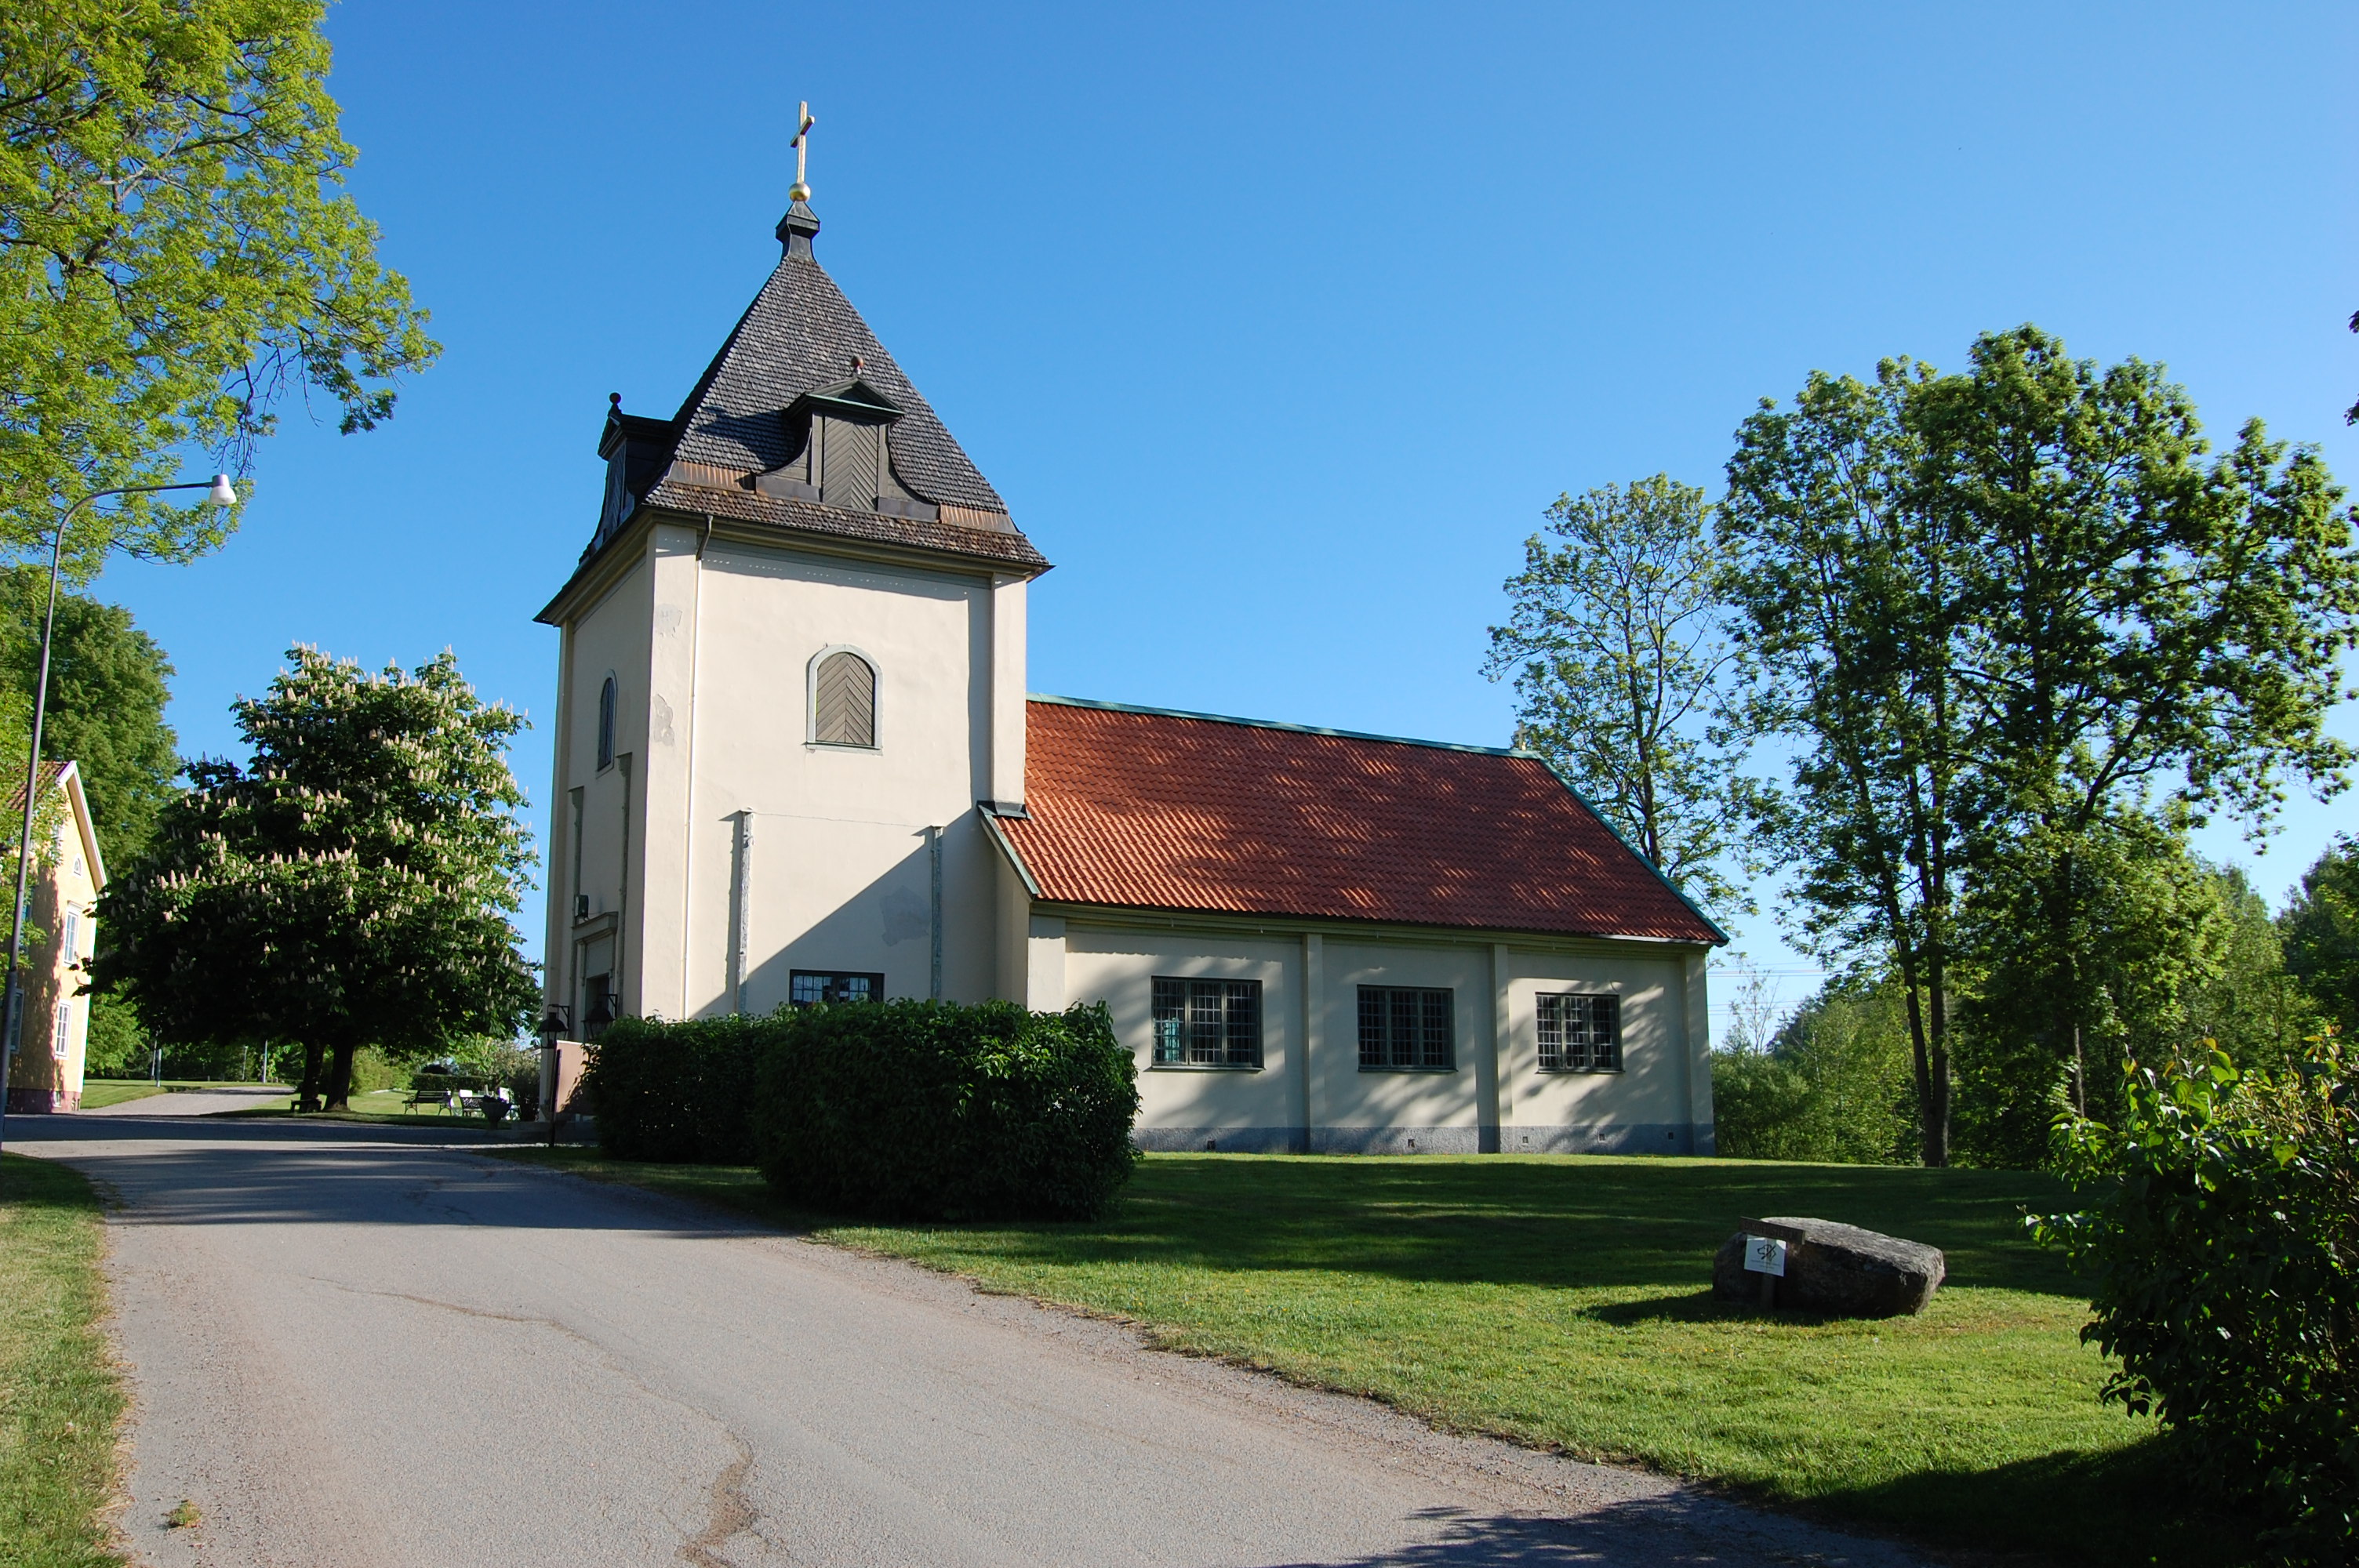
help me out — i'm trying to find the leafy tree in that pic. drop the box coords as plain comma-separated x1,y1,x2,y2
94,648,536,1110
1720,359,1971,1162
1723,326,2359,1163
0,568,176,866
0,0,435,571
2186,862,2324,1072
1485,475,1754,920
1713,971,1915,1164
2282,837,2359,1036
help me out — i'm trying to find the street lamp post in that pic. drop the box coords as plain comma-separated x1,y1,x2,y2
0,475,236,1146
537,1004,572,1149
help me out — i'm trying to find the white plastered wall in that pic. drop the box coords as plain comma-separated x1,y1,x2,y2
1035,910,1716,1156
549,549,654,1025
652,537,1012,1016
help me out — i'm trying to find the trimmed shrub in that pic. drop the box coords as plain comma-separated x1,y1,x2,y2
584,1013,771,1163
753,998,1139,1221
2035,1033,2357,1563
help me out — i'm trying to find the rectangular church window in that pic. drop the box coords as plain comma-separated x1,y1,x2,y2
790,970,885,1007
1358,986,1454,1071
1150,978,1262,1069
1537,993,1621,1072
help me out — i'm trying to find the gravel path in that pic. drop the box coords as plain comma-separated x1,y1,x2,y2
10,1112,1927,1567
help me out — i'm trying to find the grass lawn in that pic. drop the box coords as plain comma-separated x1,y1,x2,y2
75,1080,277,1110
500,1148,2252,1568
0,1154,125,1566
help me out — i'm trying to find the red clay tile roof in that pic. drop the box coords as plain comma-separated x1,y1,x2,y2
999,699,1722,944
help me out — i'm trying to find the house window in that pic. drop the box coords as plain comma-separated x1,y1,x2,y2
596,675,618,770
791,970,884,1006
1150,978,1262,1069
810,650,877,748
1358,985,1454,1071
1538,993,1622,1072
61,909,78,964
51,1000,71,1058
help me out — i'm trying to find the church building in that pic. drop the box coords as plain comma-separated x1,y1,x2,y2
536,171,1724,1156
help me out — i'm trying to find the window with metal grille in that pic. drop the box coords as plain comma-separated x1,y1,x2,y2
791,970,884,1006
1150,978,1262,1068
1537,993,1621,1072
812,651,877,747
1358,986,1455,1070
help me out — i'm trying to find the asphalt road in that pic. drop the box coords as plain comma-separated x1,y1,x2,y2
13,1105,1927,1568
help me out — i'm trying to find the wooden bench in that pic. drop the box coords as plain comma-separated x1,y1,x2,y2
404,1087,455,1114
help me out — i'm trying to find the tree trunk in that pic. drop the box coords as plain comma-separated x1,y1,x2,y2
295,1040,324,1113
322,1040,359,1112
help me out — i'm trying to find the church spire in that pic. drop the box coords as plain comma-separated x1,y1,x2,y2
776,101,820,259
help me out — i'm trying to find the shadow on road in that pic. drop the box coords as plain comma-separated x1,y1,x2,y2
2,1112,758,1238
1270,1500,1907,1567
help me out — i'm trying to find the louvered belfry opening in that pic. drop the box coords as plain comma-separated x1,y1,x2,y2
812,651,876,747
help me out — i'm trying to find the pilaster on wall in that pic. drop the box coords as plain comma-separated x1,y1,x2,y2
543,622,578,1016
1024,913,1066,1012
1682,950,1715,1154
1484,944,1510,1154
1296,933,1321,1142
637,526,703,1021
990,575,1027,809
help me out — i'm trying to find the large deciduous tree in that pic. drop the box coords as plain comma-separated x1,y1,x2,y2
0,567,176,865
95,648,536,1110
1722,325,2359,1165
1485,475,1754,921
0,1,435,570
1719,360,1973,1163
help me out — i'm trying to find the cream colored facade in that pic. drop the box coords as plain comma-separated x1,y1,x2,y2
1006,906,1711,1154
5,763,104,1114
540,506,1717,1153
541,514,1027,1032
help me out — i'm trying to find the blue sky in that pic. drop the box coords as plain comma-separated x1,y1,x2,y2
94,2,2358,1037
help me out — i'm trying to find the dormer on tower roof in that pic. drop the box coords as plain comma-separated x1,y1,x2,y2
553,184,1044,603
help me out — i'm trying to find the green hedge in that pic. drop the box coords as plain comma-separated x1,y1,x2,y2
752,999,1139,1221
585,999,1141,1221
583,1013,769,1163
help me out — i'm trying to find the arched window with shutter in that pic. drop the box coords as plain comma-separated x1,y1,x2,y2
809,648,878,748
596,674,618,770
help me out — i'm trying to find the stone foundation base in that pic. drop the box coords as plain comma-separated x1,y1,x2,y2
1130,1126,1307,1154
1131,1123,1709,1156
5,1087,80,1114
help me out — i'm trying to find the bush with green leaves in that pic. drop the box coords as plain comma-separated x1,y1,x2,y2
587,1000,1140,1221
2034,1035,2357,1562
582,1014,769,1164
753,999,1139,1221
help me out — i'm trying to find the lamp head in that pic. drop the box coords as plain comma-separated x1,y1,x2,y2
206,474,238,507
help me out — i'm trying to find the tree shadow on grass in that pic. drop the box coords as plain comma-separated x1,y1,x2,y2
879,1156,2085,1298
1807,1431,2261,1568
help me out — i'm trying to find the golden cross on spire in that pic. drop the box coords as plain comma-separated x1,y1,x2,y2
789,101,816,203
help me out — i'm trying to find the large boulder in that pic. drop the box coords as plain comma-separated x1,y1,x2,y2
1711,1216,1946,1317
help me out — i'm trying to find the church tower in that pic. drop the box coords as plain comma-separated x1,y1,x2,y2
536,150,1049,1033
